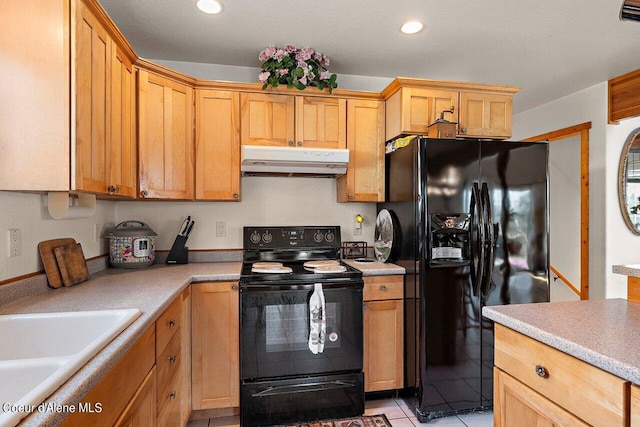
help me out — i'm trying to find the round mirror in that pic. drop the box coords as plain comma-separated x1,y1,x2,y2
619,127,640,235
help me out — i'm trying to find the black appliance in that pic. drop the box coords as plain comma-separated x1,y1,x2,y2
378,137,549,421
239,226,365,427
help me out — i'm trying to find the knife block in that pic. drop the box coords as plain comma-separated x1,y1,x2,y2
166,235,189,264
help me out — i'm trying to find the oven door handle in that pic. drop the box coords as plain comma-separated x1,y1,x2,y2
252,380,358,397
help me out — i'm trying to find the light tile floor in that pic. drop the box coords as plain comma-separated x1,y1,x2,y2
186,398,493,427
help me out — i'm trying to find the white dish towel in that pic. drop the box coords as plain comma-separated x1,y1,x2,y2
308,283,326,354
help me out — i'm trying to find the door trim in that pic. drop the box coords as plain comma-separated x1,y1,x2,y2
521,122,590,300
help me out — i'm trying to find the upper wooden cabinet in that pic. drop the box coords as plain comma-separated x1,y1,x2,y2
383,79,519,141
458,91,512,138
240,93,347,148
337,100,385,202
196,89,241,201
138,69,195,200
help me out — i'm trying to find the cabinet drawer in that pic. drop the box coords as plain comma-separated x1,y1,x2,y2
156,297,182,357
632,384,640,427
363,276,403,301
157,372,181,426
157,327,181,396
494,324,629,426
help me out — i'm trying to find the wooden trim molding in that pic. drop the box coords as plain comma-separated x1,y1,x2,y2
522,122,591,300
550,265,580,296
380,77,520,99
609,68,640,124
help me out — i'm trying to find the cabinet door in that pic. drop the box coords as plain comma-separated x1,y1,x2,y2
110,44,137,197
240,92,295,146
337,100,385,202
196,89,240,200
386,87,458,140
138,70,194,199
363,299,404,392
295,96,346,148
75,0,110,193
632,384,640,427
458,92,512,138
192,282,240,410
494,368,589,427
114,367,157,427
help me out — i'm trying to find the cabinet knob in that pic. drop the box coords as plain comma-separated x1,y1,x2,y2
363,303,369,310
168,355,177,363
535,365,549,378
231,284,238,291
288,140,294,146
169,391,177,399
108,185,117,193
348,195,355,201
460,127,467,134
380,285,387,291
115,186,120,193
297,141,302,146
168,319,176,327
141,190,149,198
233,193,239,199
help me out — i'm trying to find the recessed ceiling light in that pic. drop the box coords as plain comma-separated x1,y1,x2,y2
400,20,424,35
197,0,223,14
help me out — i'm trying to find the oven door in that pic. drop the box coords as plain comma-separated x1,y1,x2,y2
240,280,363,380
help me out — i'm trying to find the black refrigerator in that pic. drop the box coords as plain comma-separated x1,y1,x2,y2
377,137,549,422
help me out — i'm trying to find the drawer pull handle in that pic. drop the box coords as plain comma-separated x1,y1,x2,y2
168,319,176,327
232,284,238,291
168,355,177,363
380,285,387,291
169,391,177,399
535,365,549,378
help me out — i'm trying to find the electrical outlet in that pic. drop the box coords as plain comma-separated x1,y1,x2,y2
8,229,21,257
216,222,226,237
94,224,102,242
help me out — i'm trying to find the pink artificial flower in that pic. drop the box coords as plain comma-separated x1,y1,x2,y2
320,71,331,80
313,52,322,61
258,50,269,62
298,60,307,69
284,44,296,53
264,45,276,59
323,56,330,66
299,76,308,86
258,71,270,83
296,48,312,62
279,69,289,76
275,49,285,61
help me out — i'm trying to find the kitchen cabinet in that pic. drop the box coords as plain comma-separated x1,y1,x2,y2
138,69,195,199
191,282,240,410
61,325,156,426
383,79,518,141
180,287,192,426
109,43,137,197
363,275,404,392
114,367,157,427
240,92,346,148
195,89,241,201
458,91,512,138
493,324,629,426
632,384,640,427
337,99,385,202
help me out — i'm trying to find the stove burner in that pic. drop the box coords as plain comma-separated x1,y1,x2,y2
312,264,347,273
303,260,341,269
251,262,293,274
253,262,284,269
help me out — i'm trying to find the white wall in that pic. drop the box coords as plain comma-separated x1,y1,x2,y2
513,82,640,299
152,59,393,93
0,191,116,281
115,177,377,251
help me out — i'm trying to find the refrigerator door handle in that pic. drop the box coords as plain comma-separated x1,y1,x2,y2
481,183,497,297
470,182,485,296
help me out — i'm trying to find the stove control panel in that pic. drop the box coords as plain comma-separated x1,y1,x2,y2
244,226,341,249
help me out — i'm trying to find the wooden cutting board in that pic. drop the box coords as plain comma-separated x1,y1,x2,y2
54,242,90,287
38,238,76,288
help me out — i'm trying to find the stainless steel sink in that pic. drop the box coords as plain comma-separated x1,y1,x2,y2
0,309,141,427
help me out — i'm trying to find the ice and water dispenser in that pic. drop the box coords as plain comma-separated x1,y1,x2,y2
429,213,471,267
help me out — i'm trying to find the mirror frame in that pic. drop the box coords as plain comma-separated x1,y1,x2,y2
618,127,640,235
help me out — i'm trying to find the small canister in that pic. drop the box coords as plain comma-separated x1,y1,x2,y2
106,220,158,268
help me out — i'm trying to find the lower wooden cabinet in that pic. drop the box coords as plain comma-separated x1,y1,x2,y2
114,367,157,427
494,368,588,427
632,384,640,427
191,281,240,410
494,324,629,426
363,275,404,392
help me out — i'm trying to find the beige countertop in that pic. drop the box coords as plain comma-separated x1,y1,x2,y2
482,299,640,385
1,262,242,427
612,264,640,278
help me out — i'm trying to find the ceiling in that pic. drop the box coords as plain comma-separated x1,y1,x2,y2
97,0,640,114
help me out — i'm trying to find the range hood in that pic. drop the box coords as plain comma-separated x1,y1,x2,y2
241,145,349,176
